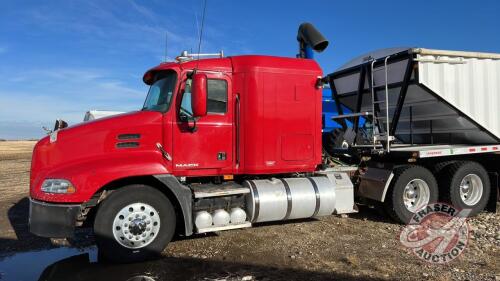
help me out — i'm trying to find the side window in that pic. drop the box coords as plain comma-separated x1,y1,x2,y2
207,79,227,114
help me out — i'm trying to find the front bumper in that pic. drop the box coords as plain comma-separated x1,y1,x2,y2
29,198,82,238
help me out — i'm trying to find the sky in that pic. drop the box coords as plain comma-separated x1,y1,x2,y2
1,0,499,139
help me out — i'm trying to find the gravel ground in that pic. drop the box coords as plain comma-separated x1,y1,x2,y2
0,141,498,281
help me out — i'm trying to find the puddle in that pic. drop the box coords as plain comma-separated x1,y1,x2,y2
0,247,97,281
0,246,258,281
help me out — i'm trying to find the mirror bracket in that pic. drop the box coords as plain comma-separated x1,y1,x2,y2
179,114,198,132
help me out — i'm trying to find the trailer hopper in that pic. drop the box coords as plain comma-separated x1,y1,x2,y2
328,48,500,146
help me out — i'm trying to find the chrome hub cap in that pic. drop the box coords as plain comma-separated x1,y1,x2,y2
459,174,483,206
403,179,430,212
112,203,160,249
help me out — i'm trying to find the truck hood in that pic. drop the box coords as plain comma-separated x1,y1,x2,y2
30,110,164,198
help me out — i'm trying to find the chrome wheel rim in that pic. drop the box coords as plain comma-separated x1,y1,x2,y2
112,202,160,249
403,179,430,212
459,174,483,206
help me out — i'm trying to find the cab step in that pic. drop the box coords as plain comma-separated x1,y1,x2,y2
192,183,250,198
196,222,252,234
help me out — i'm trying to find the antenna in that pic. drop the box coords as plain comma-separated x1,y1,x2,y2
164,32,168,62
175,0,222,64
194,8,201,43
195,0,207,70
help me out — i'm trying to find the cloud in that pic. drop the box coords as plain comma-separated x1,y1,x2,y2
0,0,254,139
18,0,201,59
127,0,158,21
0,66,146,126
30,68,104,82
0,73,146,139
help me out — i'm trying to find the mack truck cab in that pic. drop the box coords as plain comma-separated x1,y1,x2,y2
29,49,357,262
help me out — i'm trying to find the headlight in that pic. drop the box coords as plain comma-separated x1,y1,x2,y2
41,179,76,194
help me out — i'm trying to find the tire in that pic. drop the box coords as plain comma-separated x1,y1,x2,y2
384,165,439,224
94,184,176,263
322,128,344,156
439,161,491,217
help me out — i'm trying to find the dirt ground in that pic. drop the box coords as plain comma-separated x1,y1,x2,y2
0,141,498,281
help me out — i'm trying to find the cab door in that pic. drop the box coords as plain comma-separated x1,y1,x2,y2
172,72,233,175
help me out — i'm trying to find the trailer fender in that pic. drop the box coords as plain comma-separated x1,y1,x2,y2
153,174,193,236
486,172,498,212
358,167,394,202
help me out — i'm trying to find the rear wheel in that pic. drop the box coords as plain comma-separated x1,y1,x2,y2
94,184,176,263
384,165,439,223
439,161,490,217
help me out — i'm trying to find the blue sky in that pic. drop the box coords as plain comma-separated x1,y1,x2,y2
1,0,499,139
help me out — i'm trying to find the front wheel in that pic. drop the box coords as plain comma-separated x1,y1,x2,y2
94,184,176,263
384,165,439,223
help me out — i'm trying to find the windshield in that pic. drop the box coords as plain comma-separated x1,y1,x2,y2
142,71,177,112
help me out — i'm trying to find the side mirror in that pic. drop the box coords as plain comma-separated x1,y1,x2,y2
191,73,207,118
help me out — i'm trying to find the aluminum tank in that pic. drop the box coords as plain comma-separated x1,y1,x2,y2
244,177,336,223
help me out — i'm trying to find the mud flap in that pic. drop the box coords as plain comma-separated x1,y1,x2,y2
486,172,498,212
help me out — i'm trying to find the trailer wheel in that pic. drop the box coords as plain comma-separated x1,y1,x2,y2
384,165,438,223
94,184,176,263
439,161,490,217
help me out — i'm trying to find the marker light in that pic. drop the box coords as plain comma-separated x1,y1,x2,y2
41,179,76,194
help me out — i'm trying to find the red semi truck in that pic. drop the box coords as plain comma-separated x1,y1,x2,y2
29,24,499,262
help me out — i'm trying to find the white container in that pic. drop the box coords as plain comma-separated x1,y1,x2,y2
194,211,213,229
229,207,247,224
83,110,125,122
212,209,230,227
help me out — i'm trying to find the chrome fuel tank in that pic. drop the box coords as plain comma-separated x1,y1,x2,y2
244,177,338,223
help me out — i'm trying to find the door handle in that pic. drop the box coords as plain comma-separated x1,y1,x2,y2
217,152,227,161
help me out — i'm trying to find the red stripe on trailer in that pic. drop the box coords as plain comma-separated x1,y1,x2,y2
481,147,488,151
469,148,476,152
493,147,499,150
